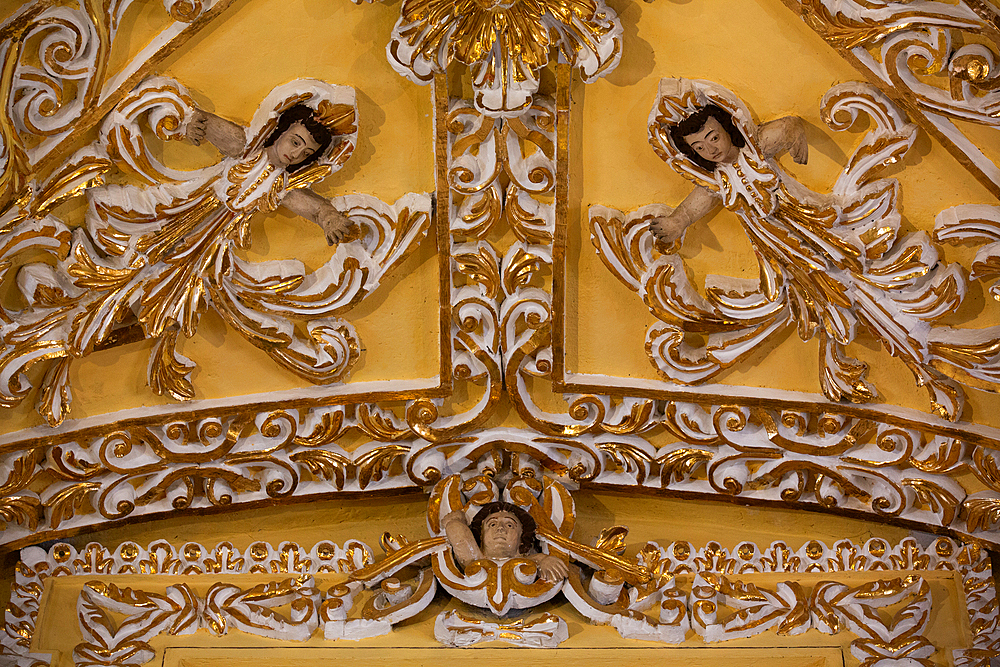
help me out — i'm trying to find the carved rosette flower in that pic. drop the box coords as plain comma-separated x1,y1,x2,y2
387,0,622,117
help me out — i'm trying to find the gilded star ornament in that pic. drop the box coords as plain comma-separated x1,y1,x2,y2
387,0,623,117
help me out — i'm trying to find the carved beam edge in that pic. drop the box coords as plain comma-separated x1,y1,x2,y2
0,400,998,553
0,536,995,665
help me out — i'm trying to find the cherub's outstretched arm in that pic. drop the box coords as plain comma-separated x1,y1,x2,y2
759,116,808,164
649,186,720,243
282,189,353,245
186,108,246,157
442,510,483,568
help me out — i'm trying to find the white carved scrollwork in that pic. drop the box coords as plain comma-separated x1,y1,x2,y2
387,0,621,117
0,77,431,425
593,78,1000,423
796,0,1000,195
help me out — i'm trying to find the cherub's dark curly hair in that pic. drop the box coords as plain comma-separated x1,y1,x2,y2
469,502,537,556
263,104,333,173
669,103,746,172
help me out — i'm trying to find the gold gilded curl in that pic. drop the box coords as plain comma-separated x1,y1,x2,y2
166,0,203,22
292,409,348,447
707,450,782,496
840,426,917,468
657,448,713,485
148,417,248,463
407,333,501,443
94,476,139,519
133,467,260,510
94,430,167,478
837,465,906,517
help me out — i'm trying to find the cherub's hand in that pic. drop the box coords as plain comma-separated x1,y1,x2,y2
187,108,208,146
533,554,569,582
790,132,808,164
649,215,686,244
318,208,352,246
789,122,808,165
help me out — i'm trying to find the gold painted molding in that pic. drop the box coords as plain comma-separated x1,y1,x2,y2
2,535,995,663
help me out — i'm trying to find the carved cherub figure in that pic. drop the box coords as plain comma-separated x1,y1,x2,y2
443,502,569,582
649,103,806,243
613,77,1000,420
186,103,352,244
0,78,432,426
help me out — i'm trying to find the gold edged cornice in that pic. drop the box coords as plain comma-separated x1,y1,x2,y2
2,535,996,663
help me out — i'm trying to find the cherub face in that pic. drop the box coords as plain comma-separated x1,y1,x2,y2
480,511,522,559
683,116,740,165
268,122,321,168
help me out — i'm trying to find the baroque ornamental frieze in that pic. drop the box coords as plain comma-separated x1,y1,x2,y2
2,0,1000,641
2,517,997,662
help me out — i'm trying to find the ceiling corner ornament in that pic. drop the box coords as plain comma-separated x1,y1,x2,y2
789,0,1000,197
385,0,622,117
0,76,430,425
2,530,997,661
592,78,1000,422
0,0,235,216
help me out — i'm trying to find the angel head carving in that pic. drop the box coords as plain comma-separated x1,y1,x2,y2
257,100,357,172
668,104,746,170
468,501,537,560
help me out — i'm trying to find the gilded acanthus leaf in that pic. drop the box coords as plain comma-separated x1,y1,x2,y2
0,494,42,531
357,404,413,442
455,245,501,300
597,442,653,484
502,246,545,297
147,330,196,401
964,497,1000,533
356,444,410,490
657,448,712,484
292,410,348,447
45,482,101,530
290,450,350,488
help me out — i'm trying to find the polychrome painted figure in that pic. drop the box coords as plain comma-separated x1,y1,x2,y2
443,502,569,581
0,78,433,426
591,77,1000,420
